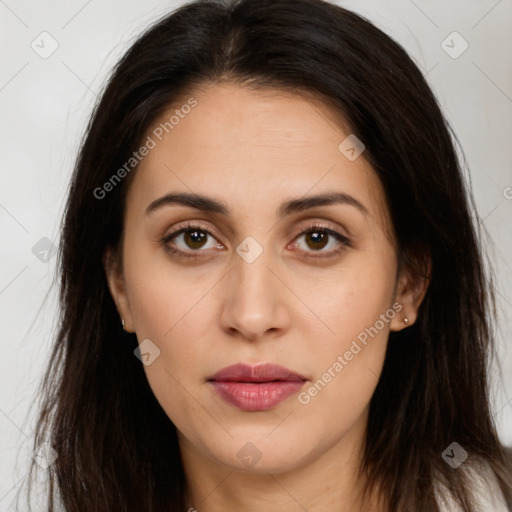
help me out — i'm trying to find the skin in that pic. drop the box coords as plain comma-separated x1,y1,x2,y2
104,83,430,511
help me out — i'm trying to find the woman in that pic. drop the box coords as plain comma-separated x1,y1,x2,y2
25,0,512,510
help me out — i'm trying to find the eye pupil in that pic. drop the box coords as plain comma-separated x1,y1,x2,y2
306,231,328,250
185,230,207,249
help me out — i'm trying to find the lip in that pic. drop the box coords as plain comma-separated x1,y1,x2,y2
208,363,307,412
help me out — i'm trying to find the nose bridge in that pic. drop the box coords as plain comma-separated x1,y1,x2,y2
220,235,288,340
235,238,274,295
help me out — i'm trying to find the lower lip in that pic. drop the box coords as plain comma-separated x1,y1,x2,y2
209,380,306,411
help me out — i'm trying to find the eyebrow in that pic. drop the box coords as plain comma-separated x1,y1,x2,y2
145,191,368,218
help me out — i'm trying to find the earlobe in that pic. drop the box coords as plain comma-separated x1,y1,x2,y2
102,246,135,333
390,255,432,332
390,303,411,332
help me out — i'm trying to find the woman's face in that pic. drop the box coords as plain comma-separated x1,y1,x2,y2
105,83,425,476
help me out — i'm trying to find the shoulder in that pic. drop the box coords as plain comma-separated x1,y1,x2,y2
435,461,509,512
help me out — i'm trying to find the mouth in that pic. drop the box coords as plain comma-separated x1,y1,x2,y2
207,363,307,412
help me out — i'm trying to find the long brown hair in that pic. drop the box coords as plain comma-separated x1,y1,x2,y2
22,0,512,510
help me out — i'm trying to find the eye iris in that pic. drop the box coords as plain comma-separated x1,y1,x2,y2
305,231,328,250
184,230,206,249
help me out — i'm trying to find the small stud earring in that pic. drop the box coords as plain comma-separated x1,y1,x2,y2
121,318,126,331
402,316,409,325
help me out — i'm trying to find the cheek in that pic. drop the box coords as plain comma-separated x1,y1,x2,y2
126,268,213,434
295,295,391,442
299,247,396,341
124,236,217,338
294,249,395,414
126,275,217,382
123,246,221,398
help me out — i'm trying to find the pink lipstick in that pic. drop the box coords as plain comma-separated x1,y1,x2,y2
208,363,307,412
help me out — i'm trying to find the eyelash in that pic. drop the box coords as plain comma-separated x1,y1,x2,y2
160,221,351,260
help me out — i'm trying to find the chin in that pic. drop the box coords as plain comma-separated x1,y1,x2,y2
205,433,314,475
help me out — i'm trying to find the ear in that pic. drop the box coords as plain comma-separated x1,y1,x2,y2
390,246,431,332
103,246,135,333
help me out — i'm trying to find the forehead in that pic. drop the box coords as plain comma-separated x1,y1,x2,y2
126,83,392,234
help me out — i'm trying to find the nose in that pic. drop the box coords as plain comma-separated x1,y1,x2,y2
219,245,291,342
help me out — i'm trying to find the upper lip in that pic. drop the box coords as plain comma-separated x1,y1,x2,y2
208,363,307,382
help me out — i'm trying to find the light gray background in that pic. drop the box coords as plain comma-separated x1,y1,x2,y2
0,0,511,509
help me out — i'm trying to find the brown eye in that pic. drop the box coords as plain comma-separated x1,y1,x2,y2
161,223,222,259
181,229,208,250
293,224,351,257
303,231,329,251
